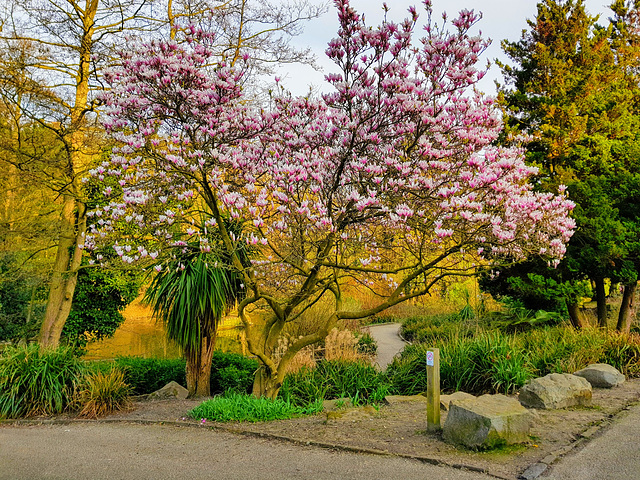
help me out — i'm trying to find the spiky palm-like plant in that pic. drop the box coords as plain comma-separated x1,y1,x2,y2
144,221,247,397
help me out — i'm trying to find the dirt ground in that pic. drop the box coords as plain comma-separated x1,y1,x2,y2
56,377,638,480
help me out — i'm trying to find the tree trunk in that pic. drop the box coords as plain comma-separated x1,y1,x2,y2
594,276,608,328
566,300,587,329
185,335,215,398
616,282,637,334
252,365,282,400
38,196,86,347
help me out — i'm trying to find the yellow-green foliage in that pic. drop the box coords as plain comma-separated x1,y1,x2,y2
75,368,132,418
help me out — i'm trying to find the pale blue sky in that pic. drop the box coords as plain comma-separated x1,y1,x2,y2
275,0,610,96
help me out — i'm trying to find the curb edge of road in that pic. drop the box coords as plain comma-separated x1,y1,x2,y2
517,400,640,480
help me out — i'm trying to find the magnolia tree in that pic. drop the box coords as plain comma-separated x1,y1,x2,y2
89,0,575,398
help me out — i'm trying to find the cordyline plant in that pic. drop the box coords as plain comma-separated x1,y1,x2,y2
87,0,576,399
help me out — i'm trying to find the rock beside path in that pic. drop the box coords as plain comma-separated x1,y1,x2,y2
384,394,427,406
443,394,532,450
440,391,475,411
147,381,189,400
574,364,625,388
519,373,592,409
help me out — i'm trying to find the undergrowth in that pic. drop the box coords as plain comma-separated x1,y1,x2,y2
389,318,640,396
0,344,84,418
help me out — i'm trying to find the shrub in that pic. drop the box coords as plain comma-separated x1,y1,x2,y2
389,321,640,396
92,351,259,396
111,357,186,395
189,392,322,422
387,331,535,395
75,368,132,418
280,360,390,406
0,345,84,418
210,351,259,395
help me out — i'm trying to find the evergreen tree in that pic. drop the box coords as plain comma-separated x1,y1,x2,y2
497,0,640,329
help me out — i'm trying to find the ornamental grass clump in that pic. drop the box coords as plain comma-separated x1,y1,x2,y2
0,344,84,419
189,392,322,422
75,368,132,418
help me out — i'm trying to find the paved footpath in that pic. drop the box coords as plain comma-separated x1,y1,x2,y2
367,323,407,370
539,402,640,480
0,423,491,480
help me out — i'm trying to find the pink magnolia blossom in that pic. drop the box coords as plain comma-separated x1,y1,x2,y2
89,1,574,308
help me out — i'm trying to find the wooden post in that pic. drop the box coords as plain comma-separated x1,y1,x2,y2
426,348,441,432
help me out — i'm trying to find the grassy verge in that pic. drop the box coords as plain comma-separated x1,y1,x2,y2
388,317,640,396
189,393,322,422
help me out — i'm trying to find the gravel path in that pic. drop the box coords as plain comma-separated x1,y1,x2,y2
0,423,492,480
367,323,407,370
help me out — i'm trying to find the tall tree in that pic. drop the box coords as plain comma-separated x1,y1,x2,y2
0,0,324,347
498,0,640,329
0,0,158,347
92,1,575,399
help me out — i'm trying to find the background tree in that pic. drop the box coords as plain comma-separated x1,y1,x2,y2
0,0,324,348
93,0,575,399
497,0,640,329
61,264,143,348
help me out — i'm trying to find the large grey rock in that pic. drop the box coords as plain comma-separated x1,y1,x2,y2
443,394,532,450
440,391,475,411
147,381,188,400
574,363,625,388
519,373,591,409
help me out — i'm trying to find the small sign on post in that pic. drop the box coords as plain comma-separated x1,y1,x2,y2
426,348,441,433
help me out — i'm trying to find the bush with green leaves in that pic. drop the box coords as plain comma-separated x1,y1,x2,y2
280,360,390,406
106,357,187,395
63,264,143,348
0,344,85,418
210,350,258,395
91,351,258,396
189,392,322,422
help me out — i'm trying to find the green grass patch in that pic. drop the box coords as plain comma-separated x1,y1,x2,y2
279,360,391,406
189,392,322,422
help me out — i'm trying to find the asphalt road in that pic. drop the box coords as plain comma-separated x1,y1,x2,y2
0,423,491,480
540,403,640,480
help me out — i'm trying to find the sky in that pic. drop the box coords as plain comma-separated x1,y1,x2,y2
275,0,611,96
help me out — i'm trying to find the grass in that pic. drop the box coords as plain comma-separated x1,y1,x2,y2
279,359,391,406
388,316,640,396
189,392,323,422
0,344,85,419
75,368,132,418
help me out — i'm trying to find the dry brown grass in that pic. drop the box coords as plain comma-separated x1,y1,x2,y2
75,369,132,418
324,328,372,363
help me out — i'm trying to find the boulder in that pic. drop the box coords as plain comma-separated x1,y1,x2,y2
443,394,532,450
440,391,475,411
383,394,427,406
574,364,625,388
519,373,591,409
147,381,189,400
